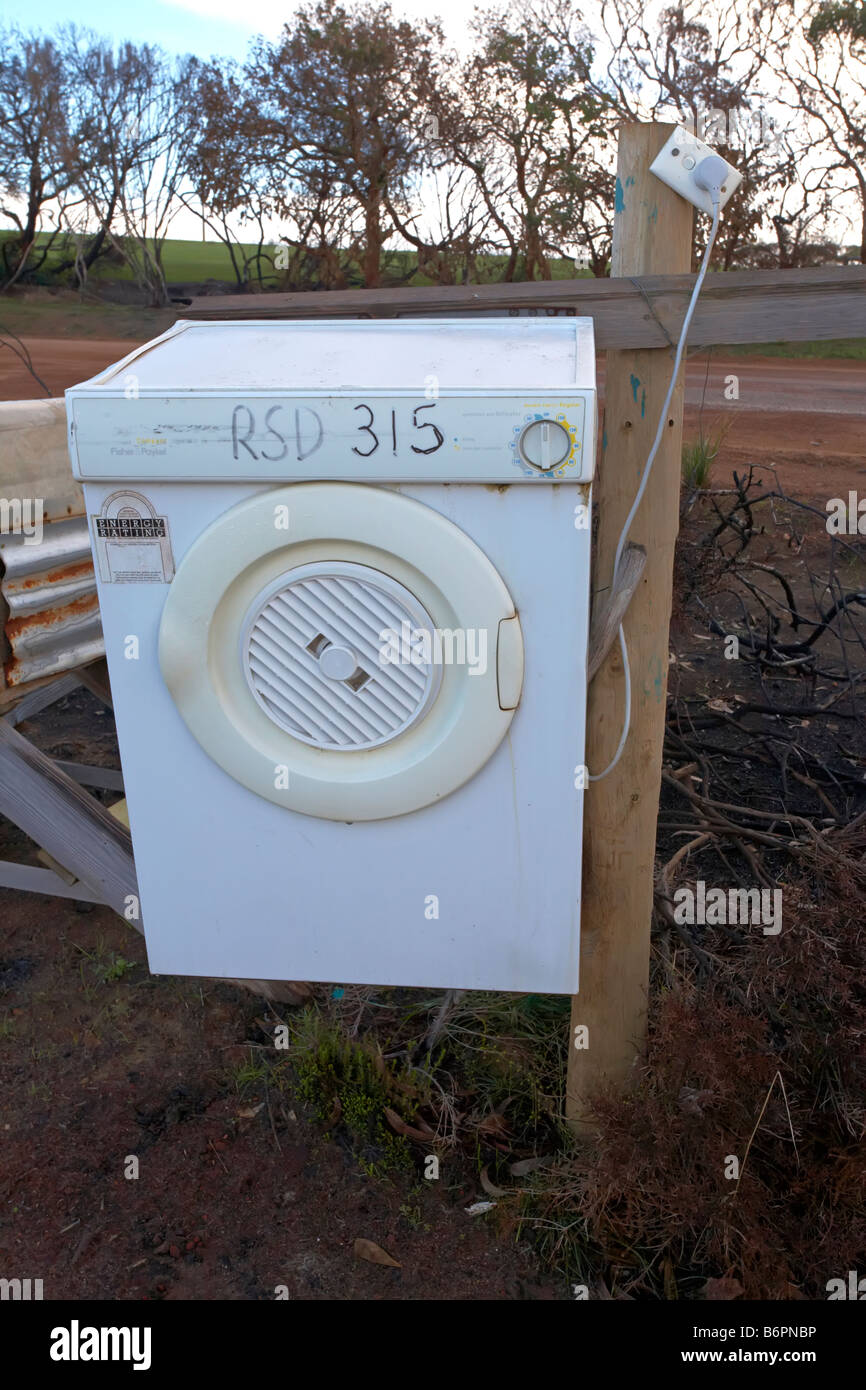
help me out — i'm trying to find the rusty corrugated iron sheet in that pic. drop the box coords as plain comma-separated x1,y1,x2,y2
1,516,103,687
1,398,103,691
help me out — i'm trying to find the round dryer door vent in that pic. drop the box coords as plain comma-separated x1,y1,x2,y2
241,561,442,750
160,483,524,822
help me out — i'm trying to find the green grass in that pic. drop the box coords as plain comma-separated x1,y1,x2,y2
722,337,866,360
2,230,595,288
72,938,138,987
682,432,724,489
227,1051,270,1094
289,1011,416,1178
0,231,261,285
0,292,177,340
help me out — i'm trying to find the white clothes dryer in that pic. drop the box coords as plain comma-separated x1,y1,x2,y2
67,318,596,993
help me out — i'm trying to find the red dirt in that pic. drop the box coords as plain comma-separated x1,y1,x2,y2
2,338,136,401
0,857,552,1300
0,694,555,1302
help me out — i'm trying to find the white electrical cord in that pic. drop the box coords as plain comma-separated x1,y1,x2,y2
588,190,723,782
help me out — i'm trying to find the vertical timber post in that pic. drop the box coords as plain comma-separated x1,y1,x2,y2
567,123,694,1132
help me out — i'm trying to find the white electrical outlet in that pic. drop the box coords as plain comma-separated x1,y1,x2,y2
649,126,742,216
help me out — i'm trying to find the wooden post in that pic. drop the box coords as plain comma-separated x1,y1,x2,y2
567,123,694,1131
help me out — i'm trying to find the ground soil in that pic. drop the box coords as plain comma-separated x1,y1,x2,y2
0,696,555,1300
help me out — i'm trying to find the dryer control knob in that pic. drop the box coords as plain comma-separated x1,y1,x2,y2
518,419,571,471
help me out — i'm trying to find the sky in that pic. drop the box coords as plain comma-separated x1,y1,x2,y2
10,0,476,61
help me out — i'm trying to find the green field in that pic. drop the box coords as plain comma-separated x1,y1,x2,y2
1,231,597,286
0,231,267,285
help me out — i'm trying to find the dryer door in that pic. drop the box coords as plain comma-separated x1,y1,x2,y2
159,482,524,821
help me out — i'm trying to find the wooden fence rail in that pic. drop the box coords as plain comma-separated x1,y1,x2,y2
187,264,866,349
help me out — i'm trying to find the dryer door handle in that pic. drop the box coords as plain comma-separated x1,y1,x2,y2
497,616,524,711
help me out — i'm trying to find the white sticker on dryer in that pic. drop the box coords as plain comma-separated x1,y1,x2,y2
92,489,174,583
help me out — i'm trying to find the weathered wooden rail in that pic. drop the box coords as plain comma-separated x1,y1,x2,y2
187,263,866,349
